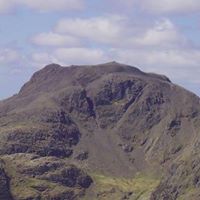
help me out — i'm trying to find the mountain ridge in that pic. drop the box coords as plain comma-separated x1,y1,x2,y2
0,62,200,199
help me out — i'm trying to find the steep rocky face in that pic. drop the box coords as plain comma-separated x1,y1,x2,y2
1,154,93,200
0,161,13,200
0,61,200,199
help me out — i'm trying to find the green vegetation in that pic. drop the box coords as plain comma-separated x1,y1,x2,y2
90,173,160,200
177,186,199,200
1,156,76,199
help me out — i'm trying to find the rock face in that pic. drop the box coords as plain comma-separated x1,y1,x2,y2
0,61,200,199
0,161,13,200
0,154,92,200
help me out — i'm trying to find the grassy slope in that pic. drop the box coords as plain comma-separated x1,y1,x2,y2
86,173,160,200
1,156,78,200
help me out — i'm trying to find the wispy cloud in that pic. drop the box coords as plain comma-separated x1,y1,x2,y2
32,32,82,47
32,48,108,66
54,16,187,48
137,0,200,14
55,15,125,45
107,0,200,14
0,48,20,64
0,0,84,13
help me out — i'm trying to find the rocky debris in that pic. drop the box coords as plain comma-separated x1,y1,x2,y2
140,138,148,146
121,192,134,200
20,157,64,176
46,191,75,200
93,77,145,128
61,89,96,119
167,118,182,137
150,184,179,200
170,145,182,155
41,110,73,125
37,147,73,158
168,119,181,131
129,158,135,164
77,175,93,188
193,176,200,187
94,79,142,106
0,122,81,158
75,151,89,161
0,161,13,200
41,165,93,188
122,144,134,153
151,156,200,200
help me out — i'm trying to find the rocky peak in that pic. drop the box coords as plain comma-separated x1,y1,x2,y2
18,62,171,96
1,62,200,200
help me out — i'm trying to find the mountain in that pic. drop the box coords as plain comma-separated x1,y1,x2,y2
0,61,200,200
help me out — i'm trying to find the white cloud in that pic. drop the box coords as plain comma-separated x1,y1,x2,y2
19,0,84,12
31,16,194,74
32,52,56,64
54,48,108,64
32,32,81,47
55,16,125,44
32,48,108,66
116,49,200,69
132,19,186,47
1,0,200,15
54,16,186,48
111,48,200,82
138,0,200,14
103,0,200,15
0,48,20,64
0,0,15,13
0,0,84,13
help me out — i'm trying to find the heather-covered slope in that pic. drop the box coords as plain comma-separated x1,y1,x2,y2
0,61,200,199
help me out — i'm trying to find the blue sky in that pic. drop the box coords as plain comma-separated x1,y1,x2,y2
0,0,200,99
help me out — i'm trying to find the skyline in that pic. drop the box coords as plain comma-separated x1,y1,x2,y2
0,0,200,99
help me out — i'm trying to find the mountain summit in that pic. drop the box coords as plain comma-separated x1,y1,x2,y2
0,62,200,200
